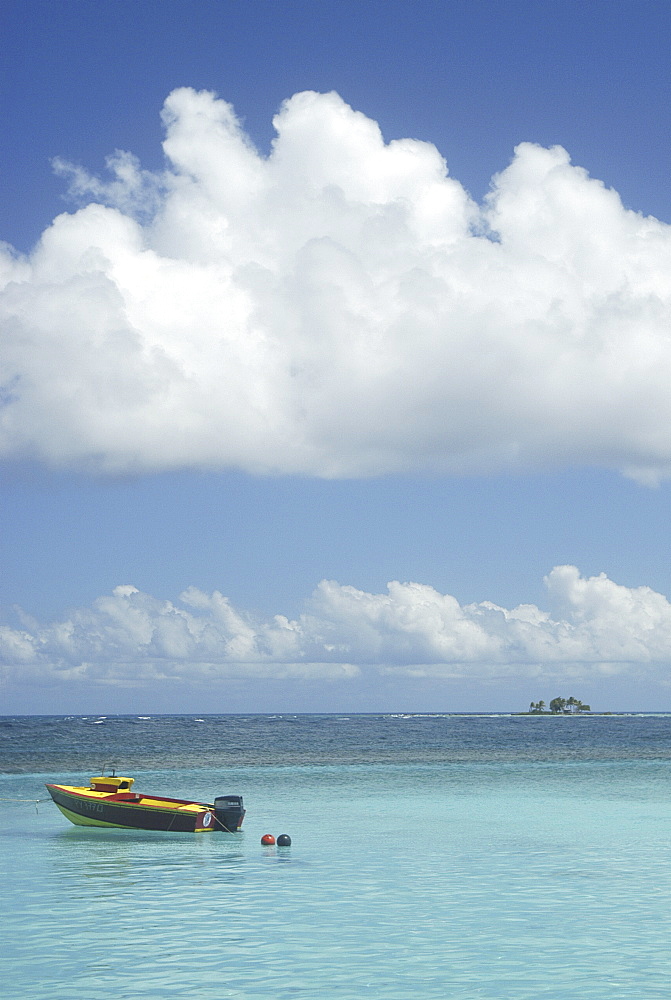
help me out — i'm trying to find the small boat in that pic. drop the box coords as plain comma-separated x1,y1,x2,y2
45,774,245,833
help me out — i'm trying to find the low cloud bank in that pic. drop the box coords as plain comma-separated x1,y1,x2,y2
2,90,671,481
2,567,671,689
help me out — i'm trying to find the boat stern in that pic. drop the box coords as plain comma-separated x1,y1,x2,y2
214,795,245,832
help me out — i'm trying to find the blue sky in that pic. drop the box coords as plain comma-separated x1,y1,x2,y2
2,0,671,713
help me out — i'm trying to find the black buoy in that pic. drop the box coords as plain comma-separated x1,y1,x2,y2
276,833,292,847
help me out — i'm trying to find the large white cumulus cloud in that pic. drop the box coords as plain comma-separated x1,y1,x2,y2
2,567,671,689
2,89,671,480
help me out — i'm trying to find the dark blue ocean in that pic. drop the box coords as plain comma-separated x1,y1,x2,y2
1,713,670,999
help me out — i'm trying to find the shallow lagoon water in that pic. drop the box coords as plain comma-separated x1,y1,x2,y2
1,714,670,998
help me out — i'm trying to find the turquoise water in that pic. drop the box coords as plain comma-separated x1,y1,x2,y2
1,715,670,998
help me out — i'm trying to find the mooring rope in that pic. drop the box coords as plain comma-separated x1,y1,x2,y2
212,813,231,832
0,797,49,802
0,796,48,814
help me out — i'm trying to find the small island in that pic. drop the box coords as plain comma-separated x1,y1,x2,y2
528,697,591,714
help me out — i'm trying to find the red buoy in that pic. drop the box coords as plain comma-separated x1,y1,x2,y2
261,834,276,845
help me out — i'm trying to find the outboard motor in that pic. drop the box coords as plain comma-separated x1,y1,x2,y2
214,794,245,832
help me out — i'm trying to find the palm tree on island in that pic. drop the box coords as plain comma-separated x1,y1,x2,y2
528,697,590,713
